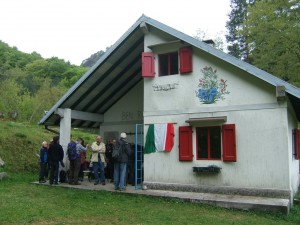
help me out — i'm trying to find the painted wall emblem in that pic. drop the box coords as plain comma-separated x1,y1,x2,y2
152,82,179,91
195,66,229,104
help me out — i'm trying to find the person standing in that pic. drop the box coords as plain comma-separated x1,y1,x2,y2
48,136,64,185
127,143,135,185
69,138,89,185
114,133,131,191
78,139,87,182
91,135,106,185
105,139,114,182
39,141,48,183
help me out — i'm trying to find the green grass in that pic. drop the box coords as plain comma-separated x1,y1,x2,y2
0,121,97,172
0,173,300,225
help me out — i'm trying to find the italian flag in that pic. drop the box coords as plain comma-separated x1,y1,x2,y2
144,123,174,154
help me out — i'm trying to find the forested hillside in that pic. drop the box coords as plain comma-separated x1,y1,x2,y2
0,40,88,123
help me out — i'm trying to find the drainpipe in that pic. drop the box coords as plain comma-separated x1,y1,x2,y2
44,125,60,135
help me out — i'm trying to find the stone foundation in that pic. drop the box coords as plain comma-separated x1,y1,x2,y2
143,181,291,199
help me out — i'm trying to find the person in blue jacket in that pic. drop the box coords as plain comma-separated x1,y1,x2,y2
39,141,48,183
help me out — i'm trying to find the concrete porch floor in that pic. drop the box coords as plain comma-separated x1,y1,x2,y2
32,180,290,214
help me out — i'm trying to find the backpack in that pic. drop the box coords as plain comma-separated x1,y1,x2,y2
67,141,78,160
112,143,123,162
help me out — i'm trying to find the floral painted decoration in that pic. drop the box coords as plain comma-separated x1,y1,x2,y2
195,66,230,104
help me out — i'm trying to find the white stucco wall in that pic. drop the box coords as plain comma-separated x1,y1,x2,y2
143,31,297,192
144,108,291,190
287,103,300,196
100,81,143,143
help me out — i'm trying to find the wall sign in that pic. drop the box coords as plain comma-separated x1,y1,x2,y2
195,66,230,104
121,111,143,121
152,82,179,92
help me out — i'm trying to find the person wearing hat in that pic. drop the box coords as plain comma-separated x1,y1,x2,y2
114,132,131,191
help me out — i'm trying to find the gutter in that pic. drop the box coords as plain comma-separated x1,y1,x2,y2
44,125,60,135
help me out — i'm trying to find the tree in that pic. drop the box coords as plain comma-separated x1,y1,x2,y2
81,50,105,68
240,0,300,86
193,29,225,51
59,66,88,90
226,0,256,61
0,40,89,123
0,41,42,70
28,79,64,123
81,46,111,68
0,79,23,116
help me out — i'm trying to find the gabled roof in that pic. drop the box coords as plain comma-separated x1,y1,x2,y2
40,15,300,127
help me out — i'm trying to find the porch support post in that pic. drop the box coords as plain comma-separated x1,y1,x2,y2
58,108,71,170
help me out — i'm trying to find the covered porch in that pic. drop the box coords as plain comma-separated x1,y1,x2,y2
39,18,146,169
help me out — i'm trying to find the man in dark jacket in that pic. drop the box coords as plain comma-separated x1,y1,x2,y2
114,132,131,191
48,136,64,185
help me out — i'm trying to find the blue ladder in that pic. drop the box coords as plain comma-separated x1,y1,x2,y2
135,124,144,190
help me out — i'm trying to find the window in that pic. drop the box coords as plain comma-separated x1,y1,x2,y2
179,124,236,162
294,129,300,160
142,47,193,78
197,127,221,160
159,52,178,76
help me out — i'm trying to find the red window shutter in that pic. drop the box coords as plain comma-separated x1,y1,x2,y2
222,124,237,162
142,52,155,77
295,129,300,160
179,126,193,161
179,47,193,74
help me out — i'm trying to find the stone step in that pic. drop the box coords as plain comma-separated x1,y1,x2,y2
139,189,290,214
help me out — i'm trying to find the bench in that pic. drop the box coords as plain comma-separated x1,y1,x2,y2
83,170,102,182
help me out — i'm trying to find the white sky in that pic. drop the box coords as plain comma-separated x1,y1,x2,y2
0,0,231,65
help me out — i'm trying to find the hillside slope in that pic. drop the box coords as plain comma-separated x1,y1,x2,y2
0,121,97,173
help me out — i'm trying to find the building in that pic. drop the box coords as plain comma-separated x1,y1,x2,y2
39,15,300,202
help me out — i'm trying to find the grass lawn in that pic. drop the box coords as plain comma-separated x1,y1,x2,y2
0,173,300,225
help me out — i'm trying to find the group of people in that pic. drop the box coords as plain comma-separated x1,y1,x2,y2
38,132,132,191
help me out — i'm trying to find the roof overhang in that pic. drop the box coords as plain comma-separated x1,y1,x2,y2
39,17,146,128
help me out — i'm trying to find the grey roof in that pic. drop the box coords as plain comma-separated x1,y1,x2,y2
39,15,300,127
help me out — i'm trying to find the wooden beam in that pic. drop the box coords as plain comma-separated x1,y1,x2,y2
140,22,149,34
55,108,103,122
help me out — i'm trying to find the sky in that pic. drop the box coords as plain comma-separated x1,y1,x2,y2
0,0,231,65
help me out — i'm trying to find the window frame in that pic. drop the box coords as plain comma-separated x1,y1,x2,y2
196,126,222,161
294,129,300,160
158,51,179,76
